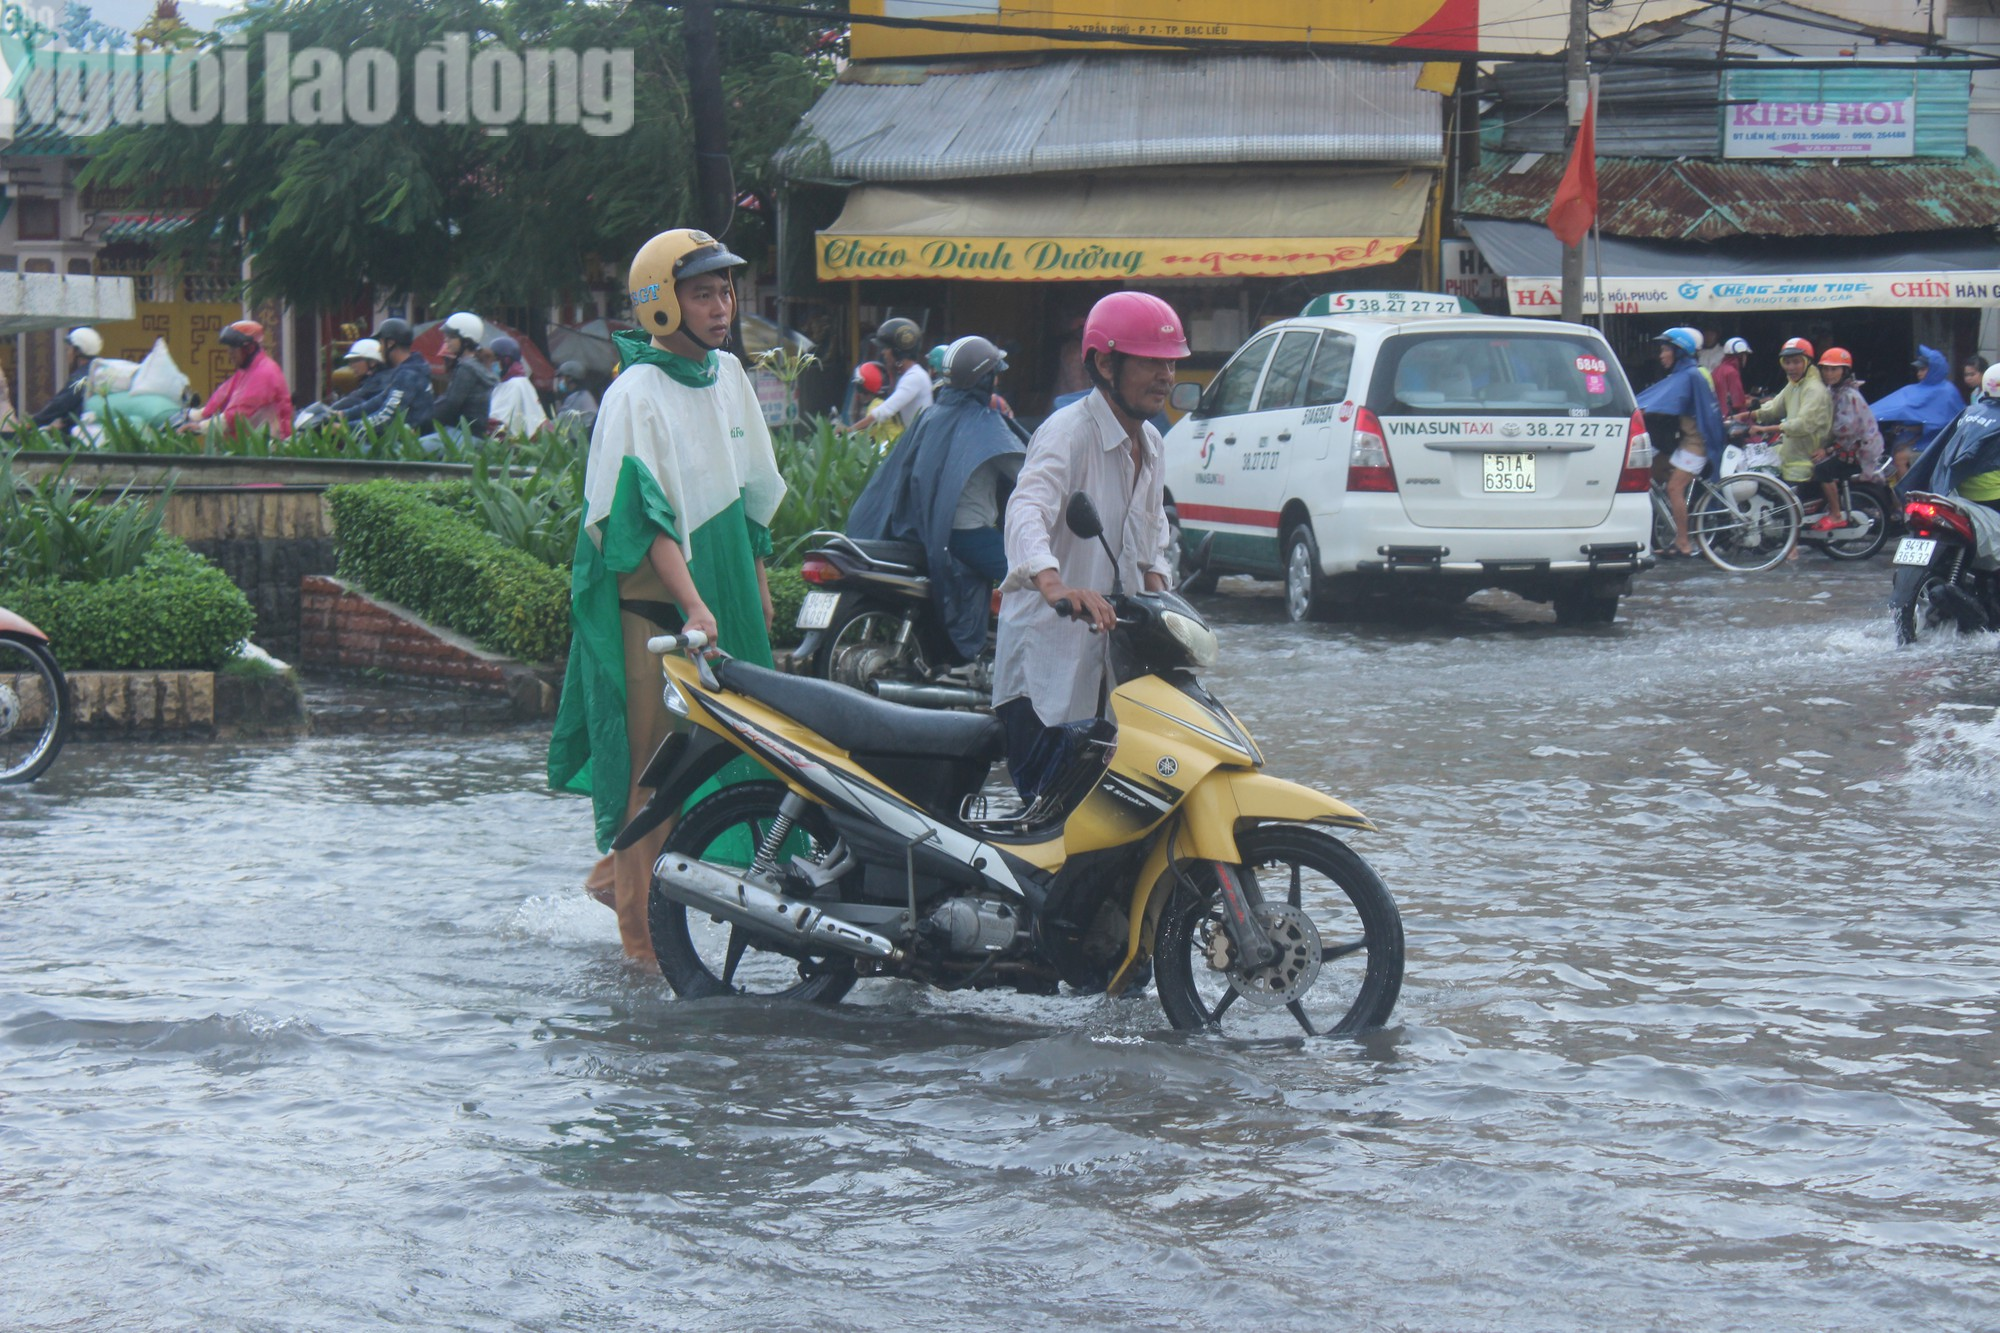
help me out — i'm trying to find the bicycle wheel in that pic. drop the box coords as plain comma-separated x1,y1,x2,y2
1694,474,1799,572
1649,487,1678,553
0,633,70,784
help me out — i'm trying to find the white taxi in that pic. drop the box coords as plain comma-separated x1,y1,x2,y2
1164,292,1654,625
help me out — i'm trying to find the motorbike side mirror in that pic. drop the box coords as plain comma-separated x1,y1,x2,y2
1064,491,1104,540
1169,381,1202,414
1062,492,1122,595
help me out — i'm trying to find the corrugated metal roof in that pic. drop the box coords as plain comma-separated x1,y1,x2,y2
98,214,194,243
778,55,1443,183
1489,65,1722,159
1459,149,2000,241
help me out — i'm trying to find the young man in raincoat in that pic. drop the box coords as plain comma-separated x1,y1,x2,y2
547,228,786,961
1738,336,1832,489
1635,327,1724,558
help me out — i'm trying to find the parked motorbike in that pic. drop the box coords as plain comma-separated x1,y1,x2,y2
1891,492,2000,645
791,532,994,710
623,494,1405,1037
1,607,72,783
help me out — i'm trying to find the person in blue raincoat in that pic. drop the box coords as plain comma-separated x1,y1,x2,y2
1899,363,2000,511
1636,326,1725,558
1871,346,1966,481
845,335,1027,663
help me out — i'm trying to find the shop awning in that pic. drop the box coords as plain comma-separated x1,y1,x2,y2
98,213,195,243
817,171,1435,282
1463,218,2000,315
779,55,1446,185
0,273,137,336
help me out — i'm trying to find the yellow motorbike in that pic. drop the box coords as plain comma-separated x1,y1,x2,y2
618,496,1404,1037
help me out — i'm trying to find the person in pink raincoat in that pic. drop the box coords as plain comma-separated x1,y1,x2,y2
187,320,295,438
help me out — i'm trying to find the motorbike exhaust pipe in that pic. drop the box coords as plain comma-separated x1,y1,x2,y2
870,680,991,709
652,855,903,961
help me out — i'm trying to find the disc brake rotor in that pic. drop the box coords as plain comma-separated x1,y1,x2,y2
1201,902,1324,1008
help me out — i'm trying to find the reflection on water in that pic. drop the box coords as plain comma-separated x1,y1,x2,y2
3,561,1998,1329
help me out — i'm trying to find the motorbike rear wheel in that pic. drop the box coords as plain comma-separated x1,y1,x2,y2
0,632,71,784
813,597,928,695
1892,564,1952,646
1153,826,1403,1037
1822,486,1890,561
650,781,859,1004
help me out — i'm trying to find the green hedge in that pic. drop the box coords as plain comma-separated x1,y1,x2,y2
328,480,569,663
3,537,256,670
767,565,809,649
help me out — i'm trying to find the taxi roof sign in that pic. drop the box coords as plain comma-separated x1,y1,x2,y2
1302,292,1480,318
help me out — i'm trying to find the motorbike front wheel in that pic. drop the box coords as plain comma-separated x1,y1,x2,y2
0,632,71,784
1153,825,1403,1037
650,781,858,1004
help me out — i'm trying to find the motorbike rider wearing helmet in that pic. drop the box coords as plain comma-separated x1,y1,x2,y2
486,334,548,437
553,360,597,435
341,317,435,433
431,311,496,438
1713,336,1751,418
1738,336,1833,491
30,327,104,432
993,291,1187,798
1902,363,2000,514
1811,348,1884,530
327,339,387,414
838,317,933,438
186,320,295,438
547,227,787,961
845,334,1027,664
1635,326,1725,558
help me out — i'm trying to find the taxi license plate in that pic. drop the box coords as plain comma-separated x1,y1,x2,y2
1483,453,1536,493
1893,537,1938,567
794,591,840,630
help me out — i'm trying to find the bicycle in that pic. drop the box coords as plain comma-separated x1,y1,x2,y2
1,607,71,784
1650,468,1800,572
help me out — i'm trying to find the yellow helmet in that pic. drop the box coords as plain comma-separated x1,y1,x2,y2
627,228,745,340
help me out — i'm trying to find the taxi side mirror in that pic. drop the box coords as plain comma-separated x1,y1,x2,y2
1170,381,1202,414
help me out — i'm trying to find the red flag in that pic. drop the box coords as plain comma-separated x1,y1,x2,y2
1546,85,1598,248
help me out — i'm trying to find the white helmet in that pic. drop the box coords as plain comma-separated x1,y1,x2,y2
1981,364,2000,399
344,338,384,365
68,327,103,357
443,311,484,346
1723,337,1751,356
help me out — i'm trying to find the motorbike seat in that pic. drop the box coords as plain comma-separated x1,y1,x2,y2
841,537,926,573
714,660,1003,761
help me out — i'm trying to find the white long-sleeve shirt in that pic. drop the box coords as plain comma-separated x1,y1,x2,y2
993,389,1173,726
864,361,934,429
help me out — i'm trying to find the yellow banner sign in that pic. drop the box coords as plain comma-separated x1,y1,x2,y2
848,0,1484,61
818,234,1413,282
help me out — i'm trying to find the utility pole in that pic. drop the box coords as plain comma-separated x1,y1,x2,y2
1560,0,1589,323
683,0,734,238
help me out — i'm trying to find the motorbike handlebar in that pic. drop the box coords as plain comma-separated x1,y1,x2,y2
647,630,709,654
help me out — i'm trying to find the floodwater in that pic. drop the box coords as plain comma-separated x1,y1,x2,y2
4,559,1998,1330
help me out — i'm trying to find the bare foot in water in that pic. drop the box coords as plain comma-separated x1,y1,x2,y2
584,854,616,909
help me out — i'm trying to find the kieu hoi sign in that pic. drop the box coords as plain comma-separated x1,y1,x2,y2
1725,96,1914,159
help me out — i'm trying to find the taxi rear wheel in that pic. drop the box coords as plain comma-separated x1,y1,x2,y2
1283,525,1335,623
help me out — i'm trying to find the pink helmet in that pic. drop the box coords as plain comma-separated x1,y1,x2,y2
1082,292,1190,361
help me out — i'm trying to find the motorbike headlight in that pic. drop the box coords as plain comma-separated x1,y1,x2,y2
1160,610,1218,669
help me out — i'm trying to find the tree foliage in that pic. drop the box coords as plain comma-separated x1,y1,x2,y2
80,0,844,311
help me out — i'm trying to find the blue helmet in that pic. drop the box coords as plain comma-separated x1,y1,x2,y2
1653,327,1700,358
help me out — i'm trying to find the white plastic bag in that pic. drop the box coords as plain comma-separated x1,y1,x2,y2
129,338,190,402
87,358,140,395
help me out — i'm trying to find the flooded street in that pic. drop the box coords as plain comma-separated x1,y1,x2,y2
4,558,1998,1330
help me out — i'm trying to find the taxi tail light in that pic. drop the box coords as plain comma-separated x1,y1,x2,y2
1346,408,1396,492
1905,500,1975,543
801,555,844,585
1617,410,1653,493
